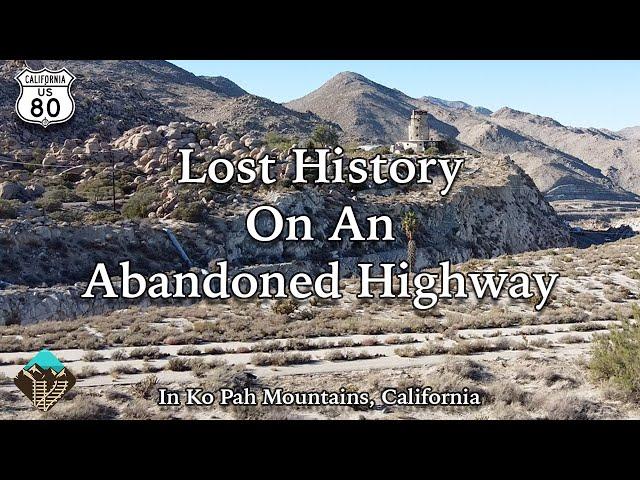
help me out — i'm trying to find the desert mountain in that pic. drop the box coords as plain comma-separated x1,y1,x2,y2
286,72,639,203
0,60,335,144
490,107,640,196
200,75,248,97
423,96,492,116
617,125,640,140
0,60,190,146
42,60,336,137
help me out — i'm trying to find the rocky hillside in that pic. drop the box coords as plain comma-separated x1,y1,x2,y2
490,107,640,197
200,76,248,97
423,96,492,116
37,60,335,138
285,72,424,143
618,126,640,140
0,60,190,149
285,72,639,203
0,144,573,323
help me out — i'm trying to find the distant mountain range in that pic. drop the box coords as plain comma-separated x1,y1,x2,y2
23,60,337,137
618,125,640,140
285,71,640,202
2,60,639,204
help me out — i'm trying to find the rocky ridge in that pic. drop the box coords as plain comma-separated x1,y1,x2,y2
285,72,640,204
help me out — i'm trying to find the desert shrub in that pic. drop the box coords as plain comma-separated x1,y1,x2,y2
44,395,118,420
0,389,18,403
394,345,421,357
110,349,128,361
311,124,339,147
626,270,640,280
0,372,12,385
204,346,226,355
590,317,640,398
140,361,163,373
129,346,166,360
177,345,202,356
105,390,132,402
488,382,528,405
421,342,450,355
35,187,82,212
0,200,17,219
538,394,600,420
110,364,140,375
385,335,417,345
272,299,297,315
541,368,580,388
603,285,631,303
84,210,122,224
76,366,100,379
251,340,283,353
130,375,158,399
162,332,198,345
558,334,586,344
166,357,191,371
82,350,104,362
172,201,204,223
573,322,605,332
122,400,155,420
529,337,552,348
395,342,448,357
201,365,258,393
250,352,312,366
424,146,440,156
323,349,378,361
122,188,159,219
264,132,295,152
190,359,213,377
438,359,490,382
449,339,497,355
284,338,314,351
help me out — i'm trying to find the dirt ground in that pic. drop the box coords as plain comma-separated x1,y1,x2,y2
2,236,639,420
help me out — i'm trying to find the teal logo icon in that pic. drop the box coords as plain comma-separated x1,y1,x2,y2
14,349,76,411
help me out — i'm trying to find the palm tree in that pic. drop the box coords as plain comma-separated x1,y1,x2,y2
402,211,419,273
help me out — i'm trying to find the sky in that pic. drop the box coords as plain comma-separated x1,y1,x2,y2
170,61,640,131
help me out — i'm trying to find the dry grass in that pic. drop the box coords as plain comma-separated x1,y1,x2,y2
128,346,167,360
130,375,158,399
250,352,312,366
395,343,448,357
81,350,104,362
44,395,119,420
323,349,380,362
110,364,140,376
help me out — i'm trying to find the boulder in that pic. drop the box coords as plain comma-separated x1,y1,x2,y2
131,133,149,150
0,181,25,200
42,154,57,166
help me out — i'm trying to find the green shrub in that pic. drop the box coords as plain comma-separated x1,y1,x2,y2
196,128,210,141
172,201,204,222
311,125,339,147
122,188,159,219
424,146,440,156
590,309,640,398
35,187,82,212
85,210,122,224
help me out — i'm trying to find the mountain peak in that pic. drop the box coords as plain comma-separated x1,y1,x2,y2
200,76,247,97
333,71,369,81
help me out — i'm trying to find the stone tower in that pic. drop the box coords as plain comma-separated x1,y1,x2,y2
408,110,429,141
